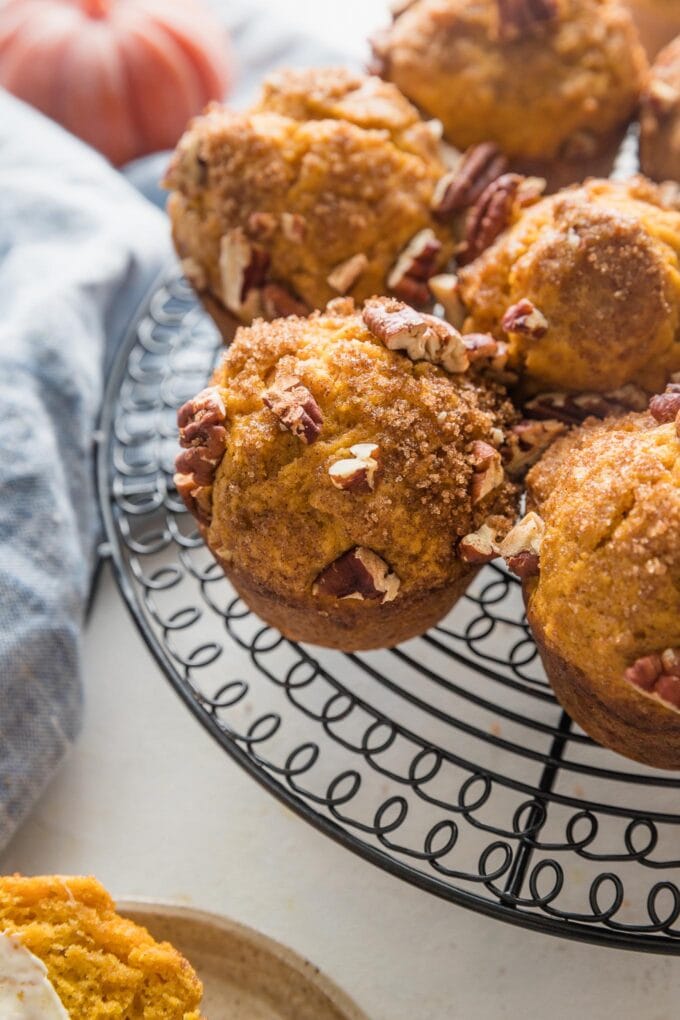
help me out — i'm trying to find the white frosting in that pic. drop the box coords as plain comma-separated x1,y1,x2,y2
0,932,68,1018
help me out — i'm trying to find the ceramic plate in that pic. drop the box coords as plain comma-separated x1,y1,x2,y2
118,901,369,1020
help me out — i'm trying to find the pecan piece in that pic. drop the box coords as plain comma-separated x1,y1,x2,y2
499,511,545,578
261,283,309,320
219,228,269,317
281,212,306,243
313,547,400,603
363,297,469,373
463,332,500,363
625,649,680,710
504,418,568,477
263,374,323,444
649,383,680,424
329,443,381,493
470,440,505,504
458,523,500,565
247,211,278,240
174,386,229,522
459,174,522,265
388,229,442,306
327,253,369,294
428,274,466,329
432,143,508,218
502,298,548,339
497,0,558,41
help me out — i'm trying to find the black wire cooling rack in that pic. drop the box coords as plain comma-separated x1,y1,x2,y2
98,262,680,954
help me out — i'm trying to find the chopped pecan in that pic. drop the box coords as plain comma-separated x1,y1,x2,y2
327,253,369,294
497,0,558,41
462,332,500,362
174,386,229,522
432,143,509,218
281,212,306,243
247,211,278,240
388,229,442,306
502,298,548,339
263,374,323,444
500,511,545,578
329,442,381,493
649,383,680,424
470,441,504,504
459,174,522,265
261,283,309,320
625,649,680,710
525,385,649,425
219,228,270,317
363,297,469,373
313,547,400,603
458,523,500,564
428,273,466,329
174,472,213,526
504,418,568,476
517,176,547,208
647,78,680,117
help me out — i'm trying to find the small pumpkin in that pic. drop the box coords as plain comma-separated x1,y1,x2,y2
0,0,233,165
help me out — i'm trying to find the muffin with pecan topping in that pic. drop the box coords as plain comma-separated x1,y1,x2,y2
174,297,519,650
371,0,647,189
457,177,680,406
640,35,680,183
519,400,680,768
164,67,454,332
623,0,680,57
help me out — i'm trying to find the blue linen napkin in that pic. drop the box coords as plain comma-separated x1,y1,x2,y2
0,1,351,853
0,92,169,851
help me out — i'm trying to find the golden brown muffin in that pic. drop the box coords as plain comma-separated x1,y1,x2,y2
174,297,519,650
640,35,680,182
623,0,680,57
371,0,647,188
517,404,680,768
457,176,680,400
0,875,204,1019
164,67,454,329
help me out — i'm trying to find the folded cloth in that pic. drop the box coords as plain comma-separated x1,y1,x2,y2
0,91,169,851
0,0,351,854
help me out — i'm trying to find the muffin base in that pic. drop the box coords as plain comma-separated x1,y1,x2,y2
209,540,476,651
513,128,627,193
528,610,680,770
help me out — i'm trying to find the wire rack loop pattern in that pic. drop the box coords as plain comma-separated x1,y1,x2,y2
98,265,680,953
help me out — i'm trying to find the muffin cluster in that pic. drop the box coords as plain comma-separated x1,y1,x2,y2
170,0,680,766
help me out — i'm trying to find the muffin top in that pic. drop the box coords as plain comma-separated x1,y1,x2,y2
458,177,680,396
165,67,451,318
640,35,680,183
183,299,518,604
526,412,680,693
371,0,647,162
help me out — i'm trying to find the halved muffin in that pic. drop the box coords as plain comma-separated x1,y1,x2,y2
0,875,203,1019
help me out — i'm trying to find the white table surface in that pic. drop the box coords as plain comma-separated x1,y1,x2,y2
2,2,680,1019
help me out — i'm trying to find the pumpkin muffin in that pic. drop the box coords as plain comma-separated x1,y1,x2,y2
640,35,680,183
164,67,454,332
623,0,680,57
457,176,680,401
514,397,680,768
174,297,519,650
0,874,204,1019
370,0,647,189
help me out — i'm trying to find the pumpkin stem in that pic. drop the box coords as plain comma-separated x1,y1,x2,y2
82,0,112,17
